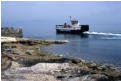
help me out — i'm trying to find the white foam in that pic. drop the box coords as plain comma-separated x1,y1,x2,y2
83,32,121,36
102,37,121,40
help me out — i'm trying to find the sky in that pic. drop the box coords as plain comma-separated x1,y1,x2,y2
2,1,121,25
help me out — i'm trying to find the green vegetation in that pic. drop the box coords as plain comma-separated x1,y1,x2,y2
2,40,64,61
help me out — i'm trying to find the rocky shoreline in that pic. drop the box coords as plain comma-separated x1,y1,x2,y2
1,37,121,81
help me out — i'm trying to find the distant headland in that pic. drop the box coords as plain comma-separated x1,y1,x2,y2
1,27,23,38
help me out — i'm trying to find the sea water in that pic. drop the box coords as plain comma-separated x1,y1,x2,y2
17,23,121,66
41,32,121,66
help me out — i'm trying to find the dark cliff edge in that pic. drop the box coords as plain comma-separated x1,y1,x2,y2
1,27,23,38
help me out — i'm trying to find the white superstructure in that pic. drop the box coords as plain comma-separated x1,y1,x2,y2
56,16,89,34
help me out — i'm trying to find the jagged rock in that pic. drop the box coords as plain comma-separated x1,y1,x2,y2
90,63,97,67
1,52,13,72
2,74,61,81
25,50,34,55
11,61,24,69
82,74,109,81
71,57,84,64
105,71,121,80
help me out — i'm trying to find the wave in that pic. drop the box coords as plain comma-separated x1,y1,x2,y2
83,32,121,36
101,37,121,40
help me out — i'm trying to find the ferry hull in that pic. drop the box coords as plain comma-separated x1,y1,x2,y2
56,25,89,34
56,29,83,34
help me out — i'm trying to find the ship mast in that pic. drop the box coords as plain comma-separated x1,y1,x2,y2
70,16,72,21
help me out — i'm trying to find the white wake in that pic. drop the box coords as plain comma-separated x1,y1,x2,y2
83,32,121,36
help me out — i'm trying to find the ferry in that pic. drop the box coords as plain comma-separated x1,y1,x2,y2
56,16,89,34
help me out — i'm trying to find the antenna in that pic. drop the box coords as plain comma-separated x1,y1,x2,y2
70,16,72,21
